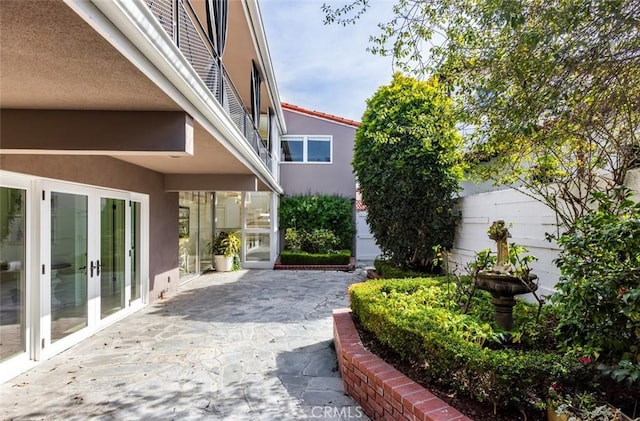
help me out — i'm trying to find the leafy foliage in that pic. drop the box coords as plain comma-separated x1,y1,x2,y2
279,195,355,250
472,243,538,279
353,73,464,270
551,189,640,379
349,277,591,411
279,249,351,265
325,0,640,228
210,231,241,258
549,388,630,421
284,227,341,254
373,258,428,279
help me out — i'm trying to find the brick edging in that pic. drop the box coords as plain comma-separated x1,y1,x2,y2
333,308,473,421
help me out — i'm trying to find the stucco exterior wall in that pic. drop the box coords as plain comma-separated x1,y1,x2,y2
0,154,179,302
279,109,357,199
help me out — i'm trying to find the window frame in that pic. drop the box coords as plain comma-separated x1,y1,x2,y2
280,135,333,164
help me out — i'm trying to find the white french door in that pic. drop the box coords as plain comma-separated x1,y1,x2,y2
39,181,143,359
96,189,129,329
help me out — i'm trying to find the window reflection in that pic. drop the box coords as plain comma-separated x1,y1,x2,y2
0,187,26,361
50,192,88,342
245,233,270,262
245,192,270,229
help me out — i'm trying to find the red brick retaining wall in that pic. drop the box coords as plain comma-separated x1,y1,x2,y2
333,308,473,421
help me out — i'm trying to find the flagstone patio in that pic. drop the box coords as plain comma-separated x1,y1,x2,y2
0,269,369,421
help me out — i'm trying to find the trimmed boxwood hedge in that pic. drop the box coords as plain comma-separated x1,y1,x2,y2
279,249,351,265
349,277,591,411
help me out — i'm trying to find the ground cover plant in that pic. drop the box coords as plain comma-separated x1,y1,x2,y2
373,258,428,279
349,276,638,419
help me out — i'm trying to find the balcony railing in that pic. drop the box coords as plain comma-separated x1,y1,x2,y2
145,0,273,173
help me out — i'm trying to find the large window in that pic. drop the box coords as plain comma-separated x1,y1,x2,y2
281,136,332,163
215,191,273,267
178,192,215,279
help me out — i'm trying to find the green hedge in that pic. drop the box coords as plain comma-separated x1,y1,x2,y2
349,278,591,410
279,195,355,250
280,249,351,265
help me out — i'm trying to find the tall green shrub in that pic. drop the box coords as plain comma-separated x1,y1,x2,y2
279,194,355,250
552,189,640,366
353,73,464,270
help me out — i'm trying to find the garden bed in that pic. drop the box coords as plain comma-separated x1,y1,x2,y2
333,308,472,421
344,277,638,420
273,255,355,271
350,313,540,421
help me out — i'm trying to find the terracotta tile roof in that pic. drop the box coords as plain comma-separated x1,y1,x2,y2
282,102,360,128
355,199,367,211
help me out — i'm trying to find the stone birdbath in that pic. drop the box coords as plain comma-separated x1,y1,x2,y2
476,220,537,330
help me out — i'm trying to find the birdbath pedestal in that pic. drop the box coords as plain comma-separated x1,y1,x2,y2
476,220,537,330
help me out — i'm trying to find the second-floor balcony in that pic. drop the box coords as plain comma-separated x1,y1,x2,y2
145,0,274,173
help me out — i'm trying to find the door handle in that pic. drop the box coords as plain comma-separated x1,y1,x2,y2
89,261,102,277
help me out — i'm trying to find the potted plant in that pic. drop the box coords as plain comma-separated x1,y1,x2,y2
213,231,241,272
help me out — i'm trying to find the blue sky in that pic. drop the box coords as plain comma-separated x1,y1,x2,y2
259,0,396,122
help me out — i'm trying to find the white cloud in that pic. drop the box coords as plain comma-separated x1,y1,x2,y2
260,0,396,122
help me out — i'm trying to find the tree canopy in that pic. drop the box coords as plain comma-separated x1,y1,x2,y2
354,73,463,269
325,0,640,226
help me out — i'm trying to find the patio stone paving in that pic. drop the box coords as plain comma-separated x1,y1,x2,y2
0,269,370,420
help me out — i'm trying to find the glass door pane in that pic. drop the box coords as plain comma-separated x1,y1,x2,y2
51,192,88,342
244,192,271,264
131,201,141,302
100,198,126,319
245,192,270,228
245,233,270,262
0,187,26,362
215,192,242,235
199,193,214,272
178,192,198,278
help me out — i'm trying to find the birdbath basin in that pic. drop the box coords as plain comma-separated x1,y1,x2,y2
476,220,538,330
476,270,537,331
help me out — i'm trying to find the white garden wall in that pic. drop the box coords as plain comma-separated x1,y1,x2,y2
449,188,562,298
356,210,383,262
450,168,640,299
